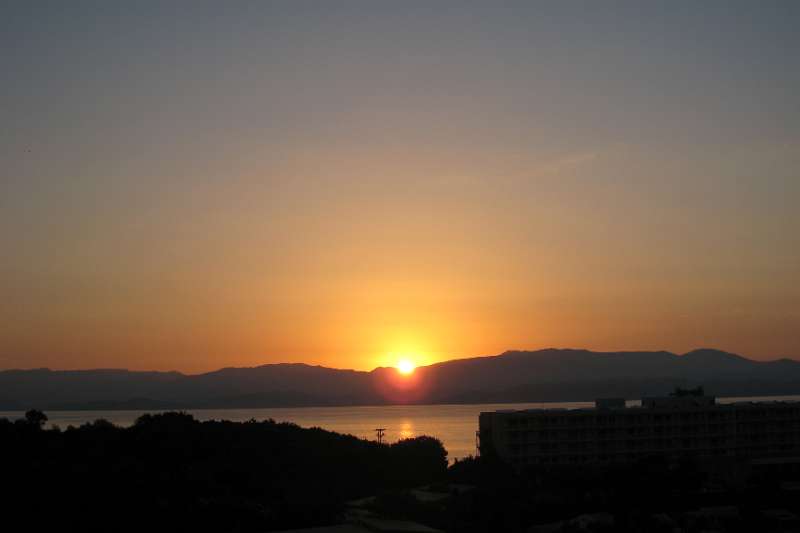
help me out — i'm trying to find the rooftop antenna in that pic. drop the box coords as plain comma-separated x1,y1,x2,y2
374,427,386,444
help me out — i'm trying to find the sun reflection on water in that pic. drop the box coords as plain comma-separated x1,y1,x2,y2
399,419,414,440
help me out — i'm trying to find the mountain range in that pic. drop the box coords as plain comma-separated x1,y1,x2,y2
2,348,799,410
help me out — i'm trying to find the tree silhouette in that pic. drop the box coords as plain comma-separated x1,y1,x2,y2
0,411,451,532
24,409,47,428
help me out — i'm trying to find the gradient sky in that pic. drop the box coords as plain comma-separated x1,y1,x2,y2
2,1,799,372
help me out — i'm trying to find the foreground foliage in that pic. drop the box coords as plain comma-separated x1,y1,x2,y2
1,410,447,532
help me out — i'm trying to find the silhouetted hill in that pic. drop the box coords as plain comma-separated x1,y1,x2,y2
1,348,799,410
0,411,447,532
382,348,800,404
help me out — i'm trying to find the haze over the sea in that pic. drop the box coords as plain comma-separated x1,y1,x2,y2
2,2,798,372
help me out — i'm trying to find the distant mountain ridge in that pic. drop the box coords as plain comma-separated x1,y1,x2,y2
1,348,799,410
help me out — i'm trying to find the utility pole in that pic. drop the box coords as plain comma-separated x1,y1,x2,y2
374,427,386,444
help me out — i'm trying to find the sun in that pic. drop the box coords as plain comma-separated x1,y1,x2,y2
396,359,416,375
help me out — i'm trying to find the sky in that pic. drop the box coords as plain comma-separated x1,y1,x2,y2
2,1,799,373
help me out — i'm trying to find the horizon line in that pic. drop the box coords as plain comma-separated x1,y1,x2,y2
2,346,797,375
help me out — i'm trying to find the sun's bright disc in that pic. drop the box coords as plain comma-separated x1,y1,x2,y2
396,359,416,375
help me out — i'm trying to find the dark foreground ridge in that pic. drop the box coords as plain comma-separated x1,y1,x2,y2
2,348,800,410
1,410,447,532
6,408,800,532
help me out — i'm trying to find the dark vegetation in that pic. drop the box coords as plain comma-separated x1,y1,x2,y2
5,409,800,532
376,454,800,532
671,385,705,397
0,410,447,532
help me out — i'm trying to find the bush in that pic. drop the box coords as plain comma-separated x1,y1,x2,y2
0,412,449,532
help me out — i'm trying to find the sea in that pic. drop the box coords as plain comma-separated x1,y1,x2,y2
3,395,799,462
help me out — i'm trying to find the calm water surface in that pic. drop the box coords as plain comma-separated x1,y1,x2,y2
3,395,799,461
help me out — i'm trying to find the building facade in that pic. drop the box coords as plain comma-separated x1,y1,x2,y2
478,395,800,467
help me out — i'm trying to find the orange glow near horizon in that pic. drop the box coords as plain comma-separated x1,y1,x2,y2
376,354,429,404
2,5,799,375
